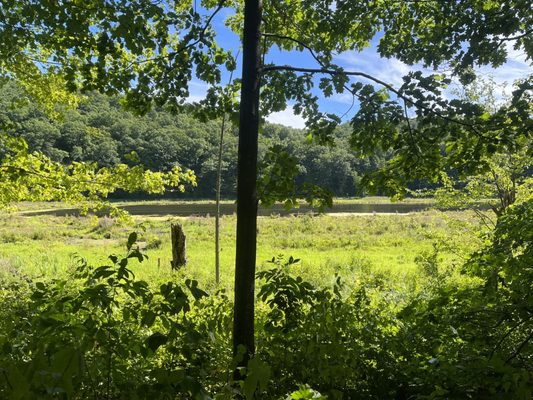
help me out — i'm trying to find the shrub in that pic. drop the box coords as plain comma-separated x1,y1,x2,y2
0,233,229,399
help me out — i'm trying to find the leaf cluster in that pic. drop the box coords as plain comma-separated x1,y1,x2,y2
0,233,231,399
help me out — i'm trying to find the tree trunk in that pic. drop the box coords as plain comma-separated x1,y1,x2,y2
233,0,262,367
171,223,187,269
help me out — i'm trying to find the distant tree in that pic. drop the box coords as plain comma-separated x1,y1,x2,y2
435,78,533,219
0,133,196,214
19,119,66,161
59,119,120,167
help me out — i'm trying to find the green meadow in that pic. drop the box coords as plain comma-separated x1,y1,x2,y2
0,202,482,293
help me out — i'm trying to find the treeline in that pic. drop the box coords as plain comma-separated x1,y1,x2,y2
0,82,389,199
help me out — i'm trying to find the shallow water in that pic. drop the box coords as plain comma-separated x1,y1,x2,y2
23,201,434,217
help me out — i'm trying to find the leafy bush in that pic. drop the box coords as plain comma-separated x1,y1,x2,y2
253,202,533,399
397,200,533,399
256,256,403,399
145,236,163,250
0,233,231,399
1,200,532,399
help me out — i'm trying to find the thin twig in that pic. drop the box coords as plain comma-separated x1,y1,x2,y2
490,317,530,359
473,208,496,230
339,90,356,120
498,28,533,44
260,32,323,65
261,32,362,119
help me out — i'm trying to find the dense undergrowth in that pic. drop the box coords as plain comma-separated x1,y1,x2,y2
0,202,532,399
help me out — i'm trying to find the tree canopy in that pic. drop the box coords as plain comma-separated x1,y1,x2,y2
1,0,532,365
0,83,387,200
1,0,530,191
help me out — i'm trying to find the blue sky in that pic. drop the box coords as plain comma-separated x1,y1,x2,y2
186,10,532,129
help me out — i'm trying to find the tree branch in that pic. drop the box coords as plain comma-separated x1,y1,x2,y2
489,317,529,359
505,328,533,364
498,28,533,43
260,32,324,66
260,33,363,118
261,64,482,131
127,0,227,67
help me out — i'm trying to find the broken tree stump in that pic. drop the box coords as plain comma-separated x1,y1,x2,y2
171,223,187,269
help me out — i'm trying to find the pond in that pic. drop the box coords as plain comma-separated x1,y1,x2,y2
23,201,435,217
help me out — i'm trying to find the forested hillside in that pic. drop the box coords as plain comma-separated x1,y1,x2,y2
0,82,388,199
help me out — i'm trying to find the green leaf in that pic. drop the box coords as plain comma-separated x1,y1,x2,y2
141,310,157,327
146,332,168,352
243,357,271,400
127,232,138,250
185,279,208,300
290,385,327,399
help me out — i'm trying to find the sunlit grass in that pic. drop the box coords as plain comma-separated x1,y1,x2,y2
0,206,483,294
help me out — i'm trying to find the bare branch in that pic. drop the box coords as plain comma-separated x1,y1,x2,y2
260,32,324,66
498,28,533,43
490,317,530,359
339,90,356,120
261,33,363,119
473,208,496,230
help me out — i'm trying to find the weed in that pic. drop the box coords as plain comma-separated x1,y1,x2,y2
1,232,22,243
146,236,163,250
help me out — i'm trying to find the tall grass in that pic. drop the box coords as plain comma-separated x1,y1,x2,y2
0,209,482,294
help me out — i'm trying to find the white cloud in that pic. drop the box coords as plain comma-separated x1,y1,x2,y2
187,81,307,129
335,48,416,88
266,107,306,129
186,80,305,129
504,41,529,64
476,42,531,93
186,80,209,103
331,91,355,105
335,41,531,98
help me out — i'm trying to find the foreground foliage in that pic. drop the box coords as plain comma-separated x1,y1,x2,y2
0,233,228,399
0,134,196,215
1,201,531,399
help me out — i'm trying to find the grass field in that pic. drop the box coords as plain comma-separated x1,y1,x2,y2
2,202,503,398
0,200,483,294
